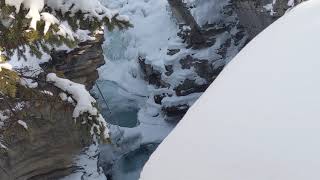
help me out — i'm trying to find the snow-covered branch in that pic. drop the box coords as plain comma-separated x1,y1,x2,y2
46,73,109,139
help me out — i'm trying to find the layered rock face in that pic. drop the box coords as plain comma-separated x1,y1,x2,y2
0,36,105,179
48,34,105,89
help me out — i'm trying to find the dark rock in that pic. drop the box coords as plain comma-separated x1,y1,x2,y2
233,0,305,40
44,34,105,90
233,29,248,46
180,55,222,82
164,65,174,76
233,0,278,40
162,104,190,119
154,92,173,105
138,56,170,88
154,94,166,105
168,0,206,48
167,49,180,56
175,79,209,96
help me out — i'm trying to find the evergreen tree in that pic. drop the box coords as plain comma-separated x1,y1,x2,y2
0,0,130,97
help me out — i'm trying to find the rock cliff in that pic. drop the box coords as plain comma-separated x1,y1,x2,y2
47,34,105,90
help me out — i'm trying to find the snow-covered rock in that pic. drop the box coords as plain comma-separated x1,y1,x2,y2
140,1,320,179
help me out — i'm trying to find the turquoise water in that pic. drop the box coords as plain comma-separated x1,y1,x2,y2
92,80,139,128
111,144,159,180
92,29,156,180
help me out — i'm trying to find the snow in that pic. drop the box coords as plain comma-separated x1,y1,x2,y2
75,29,96,42
46,73,109,139
4,0,128,41
0,62,12,71
263,0,277,16
0,142,7,150
60,140,106,180
0,111,8,128
140,1,320,180
1,0,127,91
98,0,188,120
5,0,124,31
288,0,295,7
2,47,51,88
41,12,59,34
264,0,296,15
185,0,228,26
46,0,118,20
47,73,98,118
0,112,8,121
59,92,68,101
161,92,202,108
94,2,244,179
0,103,24,129
41,90,53,96
102,0,180,69
98,0,242,111
17,120,28,130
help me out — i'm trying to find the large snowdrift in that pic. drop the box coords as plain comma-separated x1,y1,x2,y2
139,1,320,180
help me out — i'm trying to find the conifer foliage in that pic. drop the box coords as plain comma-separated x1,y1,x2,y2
1,0,130,60
0,0,130,97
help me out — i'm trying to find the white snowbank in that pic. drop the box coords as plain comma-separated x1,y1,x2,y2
140,1,320,180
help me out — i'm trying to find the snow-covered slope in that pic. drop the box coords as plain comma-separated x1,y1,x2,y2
140,1,320,180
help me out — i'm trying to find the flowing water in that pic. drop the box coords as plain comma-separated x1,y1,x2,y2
91,30,154,180
91,0,180,178
91,30,147,128
93,80,139,128
111,143,159,180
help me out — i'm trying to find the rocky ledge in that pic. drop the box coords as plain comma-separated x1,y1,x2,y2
45,34,105,90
